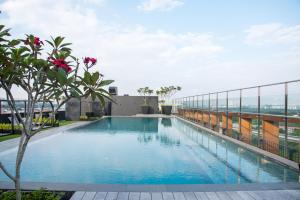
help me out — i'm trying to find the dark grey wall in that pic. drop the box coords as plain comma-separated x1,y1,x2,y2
65,96,159,120
111,96,158,116
65,98,81,121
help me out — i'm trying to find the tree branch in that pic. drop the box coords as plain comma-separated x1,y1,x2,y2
0,162,16,182
0,81,29,137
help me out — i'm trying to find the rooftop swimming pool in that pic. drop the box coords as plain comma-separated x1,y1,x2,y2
0,117,299,184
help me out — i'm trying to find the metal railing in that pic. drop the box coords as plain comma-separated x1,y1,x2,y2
173,80,300,163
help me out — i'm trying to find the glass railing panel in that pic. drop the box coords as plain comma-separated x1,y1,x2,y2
228,91,240,136
210,93,217,112
242,88,258,114
203,94,209,111
260,84,285,116
1,100,10,114
287,81,300,117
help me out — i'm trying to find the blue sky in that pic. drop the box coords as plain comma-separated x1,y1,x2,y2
0,0,300,98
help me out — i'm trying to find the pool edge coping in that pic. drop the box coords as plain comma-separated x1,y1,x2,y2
174,115,300,171
1,181,300,192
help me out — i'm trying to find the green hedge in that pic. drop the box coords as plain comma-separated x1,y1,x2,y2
0,189,66,200
32,117,59,126
0,123,22,134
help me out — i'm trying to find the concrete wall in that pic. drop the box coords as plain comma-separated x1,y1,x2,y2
65,98,81,121
111,96,158,116
65,96,159,120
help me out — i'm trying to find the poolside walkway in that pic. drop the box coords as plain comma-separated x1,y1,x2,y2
70,190,300,200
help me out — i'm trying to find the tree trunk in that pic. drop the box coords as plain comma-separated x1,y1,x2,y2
15,175,21,200
14,135,29,200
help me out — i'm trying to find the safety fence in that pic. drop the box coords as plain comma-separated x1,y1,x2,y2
173,80,300,163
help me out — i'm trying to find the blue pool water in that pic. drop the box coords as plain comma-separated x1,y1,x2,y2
0,117,299,184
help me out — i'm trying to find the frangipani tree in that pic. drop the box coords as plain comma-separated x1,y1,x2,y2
137,87,153,105
0,24,113,200
156,86,181,105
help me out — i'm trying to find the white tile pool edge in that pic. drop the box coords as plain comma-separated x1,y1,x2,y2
174,115,300,171
1,181,300,192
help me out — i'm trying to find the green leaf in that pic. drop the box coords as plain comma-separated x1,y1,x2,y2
47,69,56,79
54,36,65,48
83,71,92,84
9,39,21,46
99,79,114,87
60,43,72,47
91,72,100,85
56,69,67,85
45,40,54,48
91,92,96,101
96,94,106,107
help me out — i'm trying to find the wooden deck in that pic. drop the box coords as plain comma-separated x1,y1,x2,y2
70,190,300,200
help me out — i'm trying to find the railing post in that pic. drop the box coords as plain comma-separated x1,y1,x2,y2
192,96,194,121
202,95,204,126
216,93,219,132
208,93,211,129
24,100,26,117
239,89,242,137
258,86,261,147
284,83,288,158
192,96,195,109
226,91,229,135
79,98,82,116
11,103,15,134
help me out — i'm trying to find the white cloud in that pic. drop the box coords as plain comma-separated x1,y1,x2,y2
137,0,184,11
0,0,222,98
245,23,300,45
1,1,299,99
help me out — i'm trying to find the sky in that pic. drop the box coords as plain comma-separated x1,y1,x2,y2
0,0,300,99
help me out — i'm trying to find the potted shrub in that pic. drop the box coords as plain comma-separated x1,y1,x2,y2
137,87,154,114
86,112,94,118
156,86,181,115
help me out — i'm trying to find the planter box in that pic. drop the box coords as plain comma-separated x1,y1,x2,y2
141,105,150,114
86,112,95,118
161,105,172,115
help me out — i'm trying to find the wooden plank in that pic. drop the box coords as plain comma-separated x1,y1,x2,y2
152,193,163,200
129,192,140,200
117,192,129,200
204,192,220,200
82,192,96,200
254,190,290,200
284,190,300,199
215,192,231,200
140,192,151,200
106,192,119,200
235,191,255,200
183,192,197,200
162,192,174,200
262,120,279,155
275,190,297,200
94,192,108,200
225,191,245,200
240,118,252,144
246,191,265,200
70,191,86,200
194,192,209,200
173,192,186,200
